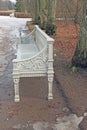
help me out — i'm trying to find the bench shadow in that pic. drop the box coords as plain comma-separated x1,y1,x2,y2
19,77,48,100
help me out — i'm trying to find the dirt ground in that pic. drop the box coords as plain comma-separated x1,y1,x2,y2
0,18,87,130
54,21,87,129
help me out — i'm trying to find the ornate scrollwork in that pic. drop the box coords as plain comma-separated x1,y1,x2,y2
14,47,48,71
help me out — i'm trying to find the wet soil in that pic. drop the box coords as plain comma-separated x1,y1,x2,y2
0,17,87,130
53,21,87,129
0,17,66,130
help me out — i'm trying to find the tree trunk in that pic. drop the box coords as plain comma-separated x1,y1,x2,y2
34,0,40,24
47,0,56,24
33,0,47,28
39,0,47,29
29,0,56,35
15,0,25,12
72,0,87,68
46,0,56,35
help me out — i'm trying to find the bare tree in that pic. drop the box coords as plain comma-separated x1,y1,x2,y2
72,0,87,68
46,0,56,35
56,0,83,23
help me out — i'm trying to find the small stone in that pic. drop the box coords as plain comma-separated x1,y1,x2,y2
54,54,57,57
7,118,9,120
72,66,77,72
27,120,30,124
84,112,87,117
56,112,62,117
62,107,69,113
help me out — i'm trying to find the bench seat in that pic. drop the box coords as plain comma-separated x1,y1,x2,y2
17,43,39,59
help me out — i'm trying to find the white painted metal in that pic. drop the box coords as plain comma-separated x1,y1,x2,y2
13,25,54,102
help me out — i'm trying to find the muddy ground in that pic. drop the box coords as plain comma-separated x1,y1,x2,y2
0,16,87,130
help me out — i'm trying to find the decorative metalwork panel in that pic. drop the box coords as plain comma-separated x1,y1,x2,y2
13,46,48,72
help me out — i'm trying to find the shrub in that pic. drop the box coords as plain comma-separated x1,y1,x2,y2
0,11,31,18
0,10,13,16
46,24,56,35
14,12,30,18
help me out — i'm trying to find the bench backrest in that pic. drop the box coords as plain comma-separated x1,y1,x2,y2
35,25,53,51
35,25,54,75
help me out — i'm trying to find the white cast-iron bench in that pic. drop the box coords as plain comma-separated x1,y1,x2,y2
13,25,54,102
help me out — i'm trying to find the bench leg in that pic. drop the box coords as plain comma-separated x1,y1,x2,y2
14,78,20,102
48,75,53,100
